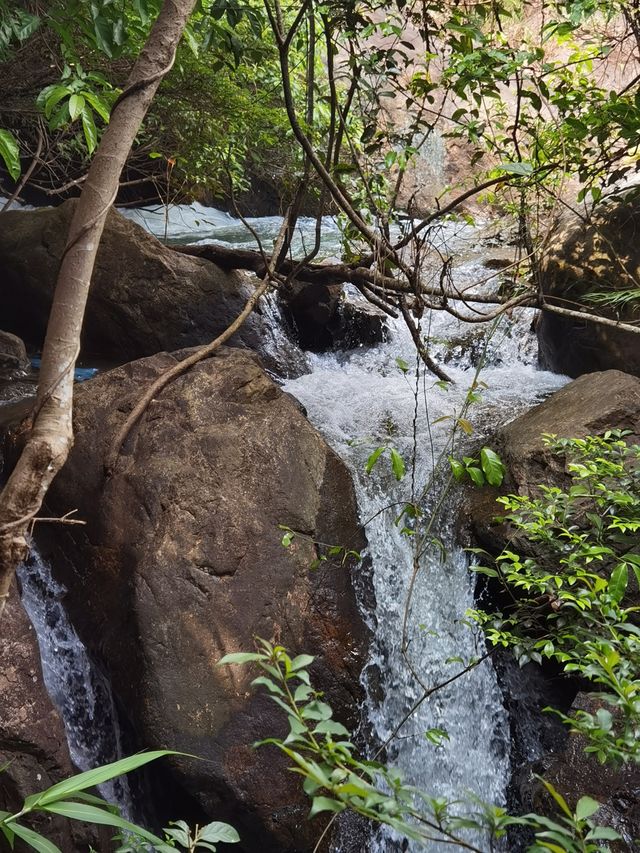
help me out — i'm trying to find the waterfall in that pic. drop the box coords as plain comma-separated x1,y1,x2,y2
282,222,569,850
17,550,135,819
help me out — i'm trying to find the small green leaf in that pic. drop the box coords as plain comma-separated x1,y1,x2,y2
365,446,385,475
575,796,600,821
81,106,97,154
198,821,240,844
0,129,20,180
395,356,409,373
217,652,263,666
309,797,345,817
389,448,405,481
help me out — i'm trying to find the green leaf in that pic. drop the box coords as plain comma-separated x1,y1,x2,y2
496,161,534,176
448,456,465,481
198,821,240,844
29,751,179,807
575,796,600,821
217,652,263,665
480,447,505,487
608,563,628,603
83,91,111,123
9,822,61,853
81,106,98,154
365,446,385,475
395,356,409,373
290,654,314,671
457,417,474,435
389,448,405,481
309,797,345,817
42,85,70,119
41,801,170,849
585,826,622,841
467,467,485,487
539,778,573,819
68,93,85,121
0,129,20,180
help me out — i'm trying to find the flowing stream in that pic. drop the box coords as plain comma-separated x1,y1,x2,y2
4,199,570,849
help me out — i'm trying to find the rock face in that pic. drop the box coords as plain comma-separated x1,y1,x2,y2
44,347,370,852
0,201,305,376
0,584,102,852
0,330,30,372
465,370,640,849
280,282,387,351
538,194,640,378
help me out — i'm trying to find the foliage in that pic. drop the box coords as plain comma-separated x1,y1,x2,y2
218,640,623,851
470,431,640,764
449,447,506,487
0,751,238,853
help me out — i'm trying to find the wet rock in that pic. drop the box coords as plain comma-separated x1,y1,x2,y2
535,694,640,851
279,282,387,351
0,583,103,852
44,347,371,852
0,201,306,377
466,369,640,555
537,192,640,378
0,330,29,372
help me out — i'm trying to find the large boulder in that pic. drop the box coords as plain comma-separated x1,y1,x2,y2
467,370,640,553
43,347,370,851
0,330,29,372
0,201,305,376
0,583,103,852
538,194,640,378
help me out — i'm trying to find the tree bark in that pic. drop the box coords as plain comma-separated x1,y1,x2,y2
0,0,197,617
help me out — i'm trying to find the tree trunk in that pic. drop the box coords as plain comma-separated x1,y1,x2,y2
0,0,197,617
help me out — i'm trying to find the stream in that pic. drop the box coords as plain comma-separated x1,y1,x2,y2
3,198,569,850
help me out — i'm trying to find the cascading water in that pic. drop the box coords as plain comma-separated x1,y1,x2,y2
280,223,569,850
17,551,134,819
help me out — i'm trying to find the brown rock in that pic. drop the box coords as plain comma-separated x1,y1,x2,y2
0,201,305,376
0,330,29,372
44,347,371,852
466,370,640,553
537,193,640,378
536,694,640,850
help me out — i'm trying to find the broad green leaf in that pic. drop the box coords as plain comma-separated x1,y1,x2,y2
29,751,179,807
575,796,600,821
83,91,111,123
395,356,409,373
42,85,70,119
0,129,20,180
217,652,263,665
448,456,465,480
608,563,628,603
480,447,505,486
81,106,98,154
198,821,240,843
9,822,61,853
496,161,534,176
68,94,85,121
